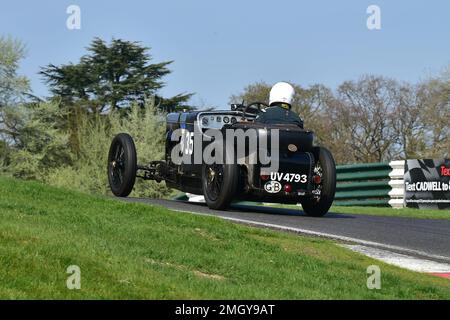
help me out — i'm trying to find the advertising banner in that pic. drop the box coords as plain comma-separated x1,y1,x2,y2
404,159,450,209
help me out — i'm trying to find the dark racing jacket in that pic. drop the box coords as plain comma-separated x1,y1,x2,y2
255,105,304,128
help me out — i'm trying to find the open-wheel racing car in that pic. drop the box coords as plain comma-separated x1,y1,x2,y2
107,102,336,217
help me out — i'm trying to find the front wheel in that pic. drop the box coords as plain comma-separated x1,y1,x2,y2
301,147,336,217
107,133,137,197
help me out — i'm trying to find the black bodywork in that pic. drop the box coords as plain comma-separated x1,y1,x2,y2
148,108,319,205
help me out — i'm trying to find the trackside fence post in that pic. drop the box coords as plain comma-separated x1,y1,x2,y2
388,160,405,208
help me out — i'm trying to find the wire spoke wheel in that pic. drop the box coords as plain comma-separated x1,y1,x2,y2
201,145,238,210
312,160,324,202
204,164,224,202
301,147,336,217
110,143,125,187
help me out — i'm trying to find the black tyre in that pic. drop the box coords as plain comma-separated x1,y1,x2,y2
201,158,239,210
301,147,336,217
107,133,137,197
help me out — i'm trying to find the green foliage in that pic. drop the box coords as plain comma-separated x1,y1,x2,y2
2,102,71,180
40,37,193,114
418,75,450,158
46,100,172,198
0,36,30,108
1,98,171,198
0,139,10,171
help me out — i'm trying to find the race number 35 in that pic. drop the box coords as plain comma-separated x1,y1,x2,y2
180,129,194,155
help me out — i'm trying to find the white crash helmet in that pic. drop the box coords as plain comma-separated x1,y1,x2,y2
269,82,295,107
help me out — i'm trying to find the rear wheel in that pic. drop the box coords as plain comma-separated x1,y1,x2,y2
202,162,238,210
107,133,137,197
301,147,336,217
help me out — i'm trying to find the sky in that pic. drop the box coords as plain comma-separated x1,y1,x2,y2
1,0,449,108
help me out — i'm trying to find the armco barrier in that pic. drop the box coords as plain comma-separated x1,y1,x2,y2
335,161,405,208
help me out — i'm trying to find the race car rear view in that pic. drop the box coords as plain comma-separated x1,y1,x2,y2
107,102,336,217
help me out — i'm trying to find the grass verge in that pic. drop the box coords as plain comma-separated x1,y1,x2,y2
0,176,449,299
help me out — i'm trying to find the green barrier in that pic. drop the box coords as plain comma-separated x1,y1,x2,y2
337,169,392,181
336,181,390,190
334,189,390,200
334,162,391,207
336,162,390,171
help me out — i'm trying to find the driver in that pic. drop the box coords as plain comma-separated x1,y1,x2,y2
255,82,303,128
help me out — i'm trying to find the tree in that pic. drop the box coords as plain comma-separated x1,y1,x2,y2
0,139,10,170
2,102,72,180
0,36,33,157
0,36,31,109
417,72,450,158
392,83,427,158
230,81,271,106
335,75,400,162
41,38,193,114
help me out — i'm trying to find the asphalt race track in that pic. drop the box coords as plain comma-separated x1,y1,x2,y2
121,198,450,264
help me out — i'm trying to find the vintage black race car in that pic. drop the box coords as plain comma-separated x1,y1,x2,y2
107,102,336,217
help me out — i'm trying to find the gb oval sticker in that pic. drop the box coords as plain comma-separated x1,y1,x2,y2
264,181,282,193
